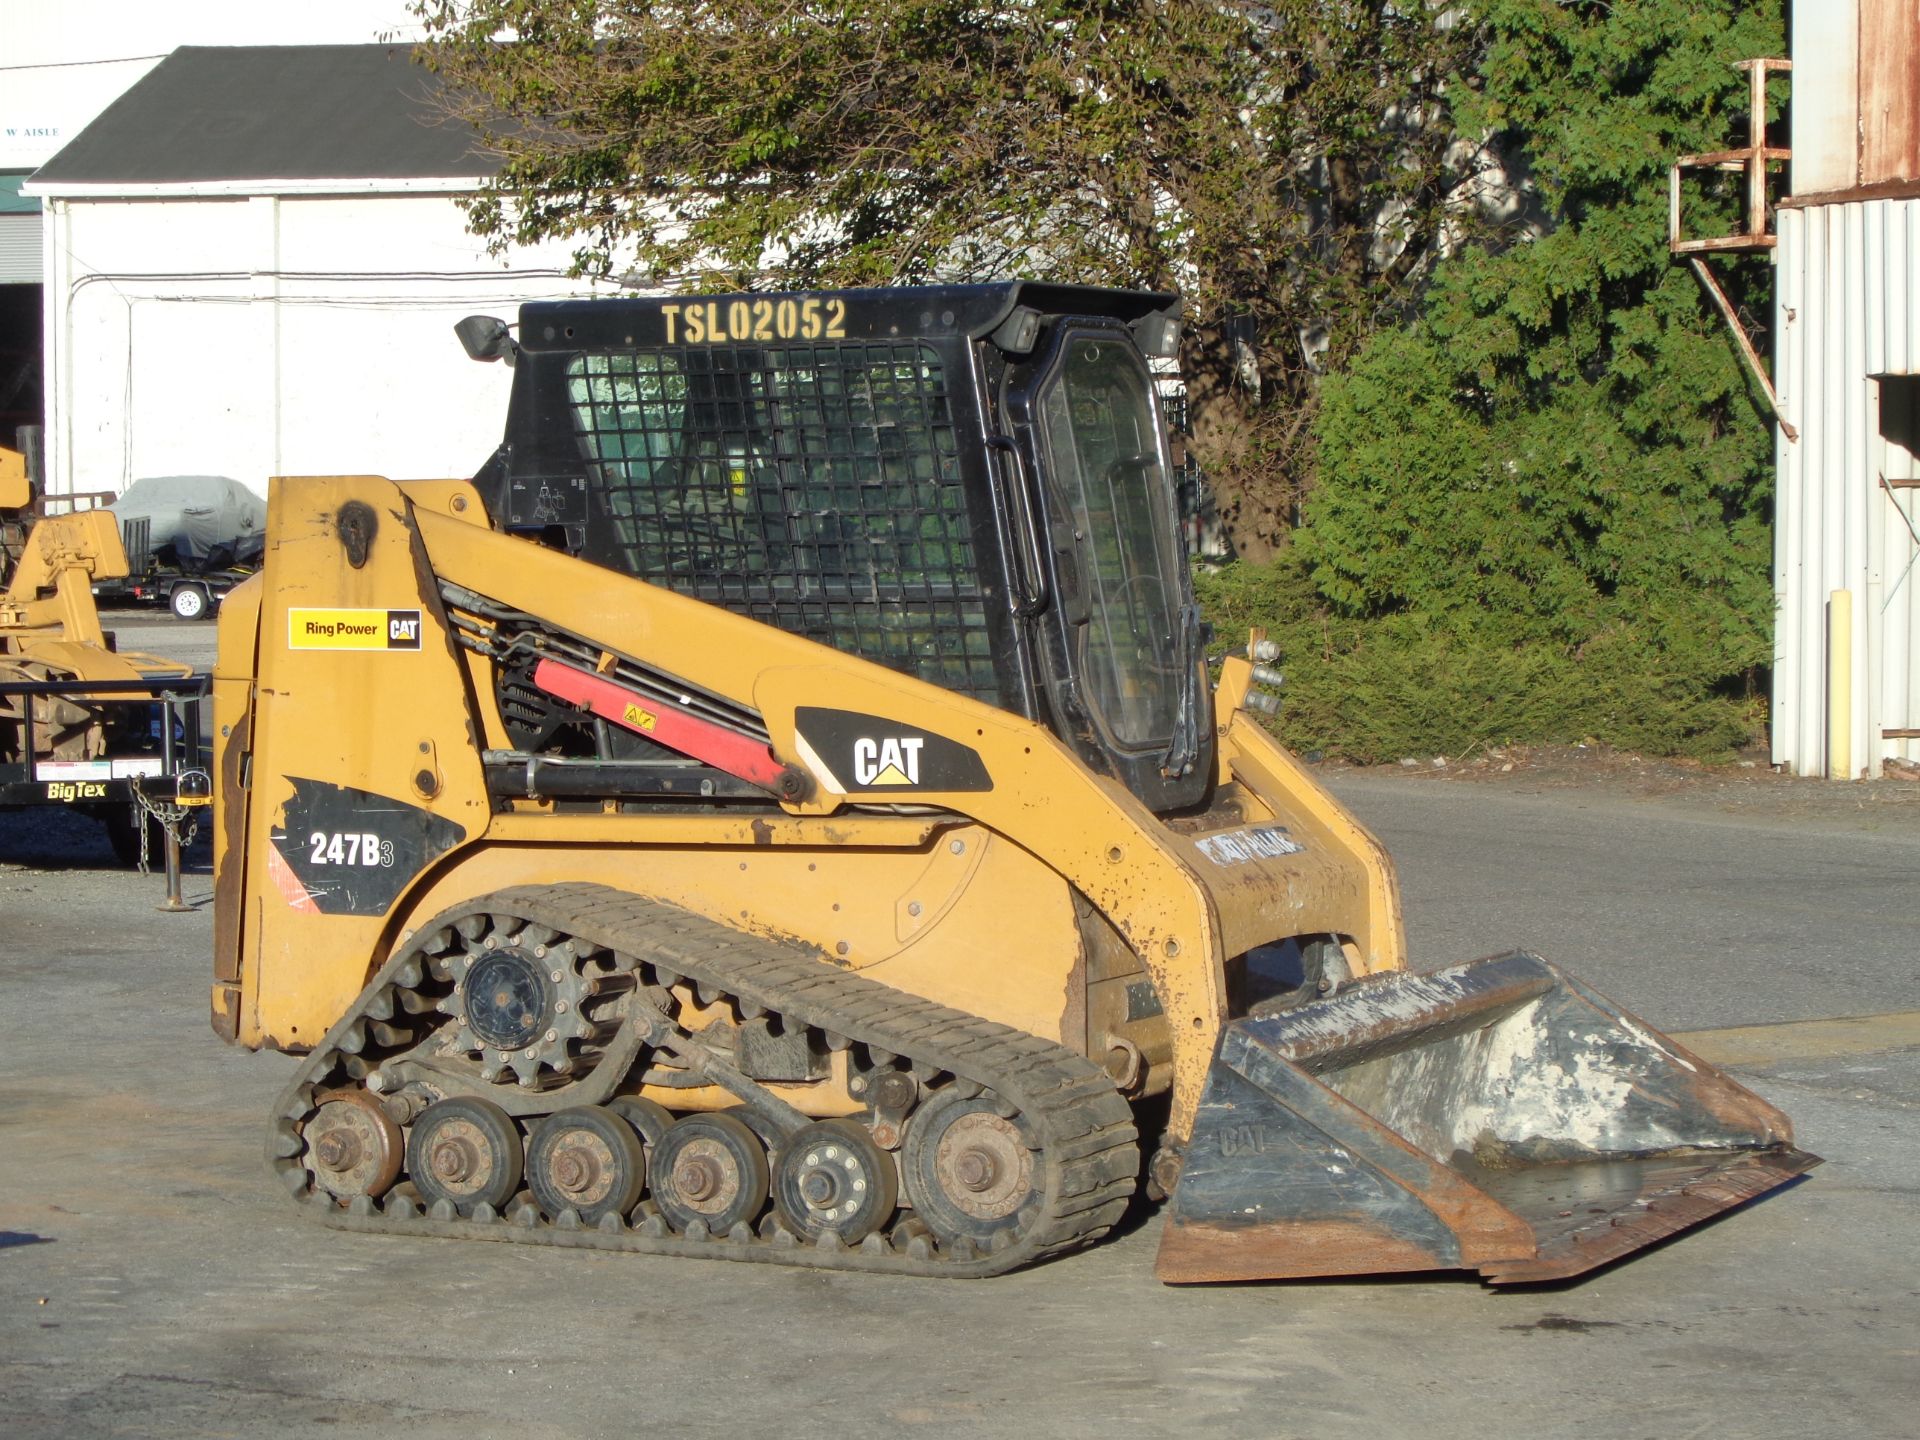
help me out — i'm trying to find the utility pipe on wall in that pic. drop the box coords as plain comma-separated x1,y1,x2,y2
1829,589,1853,780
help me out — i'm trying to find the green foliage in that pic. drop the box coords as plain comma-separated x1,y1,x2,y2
1195,559,1763,762
421,0,1790,760
1260,0,1785,759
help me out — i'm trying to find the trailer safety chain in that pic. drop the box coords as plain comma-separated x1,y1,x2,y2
270,884,1142,1277
129,778,198,875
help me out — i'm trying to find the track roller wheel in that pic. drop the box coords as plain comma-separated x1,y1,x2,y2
608,1095,673,1152
303,1091,403,1203
650,1112,768,1236
527,1106,647,1225
407,1097,524,1216
903,1088,1039,1251
772,1119,899,1245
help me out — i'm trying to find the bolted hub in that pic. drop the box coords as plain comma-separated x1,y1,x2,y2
927,1107,1034,1222
953,1147,999,1193
550,1145,599,1197
795,1143,867,1222
435,923,621,1090
313,1129,361,1173
463,947,556,1053
676,1155,721,1203
431,1136,478,1184
773,1122,896,1244
304,1095,404,1203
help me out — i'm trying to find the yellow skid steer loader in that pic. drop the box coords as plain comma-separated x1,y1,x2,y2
211,284,1814,1281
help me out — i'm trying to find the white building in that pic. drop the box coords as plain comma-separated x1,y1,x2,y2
1770,3,1919,777
25,43,597,500
1,2,428,455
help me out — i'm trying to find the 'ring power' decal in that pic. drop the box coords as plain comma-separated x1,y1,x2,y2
288,608,423,650
267,777,466,915
793,708,992,794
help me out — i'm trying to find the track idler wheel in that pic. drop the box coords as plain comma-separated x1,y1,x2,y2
903,1089,1039,1252
303,1091,403,1203
772,1119,899,1245
407,1097,525,1216
527,1106,646,1225
650,1113,769,1236
608,1095,673,1152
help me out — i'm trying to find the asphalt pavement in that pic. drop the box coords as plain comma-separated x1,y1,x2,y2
0,615,1914,1439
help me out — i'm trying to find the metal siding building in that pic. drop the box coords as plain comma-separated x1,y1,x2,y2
26,46,596,500
1770,3,1920,776
0,177,42,284
1774,200,1920,775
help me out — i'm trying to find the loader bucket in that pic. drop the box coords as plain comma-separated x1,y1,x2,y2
1157,952,1819,1285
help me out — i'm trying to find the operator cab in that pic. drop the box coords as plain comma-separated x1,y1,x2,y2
461,283,1208,813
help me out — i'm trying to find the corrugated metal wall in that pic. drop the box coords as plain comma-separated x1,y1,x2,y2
1773,198,1920,775
0,213,41,283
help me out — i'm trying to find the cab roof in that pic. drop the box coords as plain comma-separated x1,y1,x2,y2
515,282,1180,352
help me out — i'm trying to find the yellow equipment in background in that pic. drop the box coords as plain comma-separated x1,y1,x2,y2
0,444,27,510
1,496,205,862
212,285,1814,1282
1,444,32,587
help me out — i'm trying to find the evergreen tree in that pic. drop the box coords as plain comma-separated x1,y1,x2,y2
1256,0,1788,758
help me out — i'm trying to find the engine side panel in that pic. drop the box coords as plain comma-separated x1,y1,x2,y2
231,477,493,1048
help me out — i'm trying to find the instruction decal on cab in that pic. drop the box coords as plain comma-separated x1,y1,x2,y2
793,707,992,794
289,608,423,651
1195,825,1305,866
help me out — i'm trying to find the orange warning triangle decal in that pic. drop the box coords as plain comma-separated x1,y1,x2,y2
266,843,319,914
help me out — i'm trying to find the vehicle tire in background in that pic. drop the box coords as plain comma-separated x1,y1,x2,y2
101,805,164,867
170,583,211,621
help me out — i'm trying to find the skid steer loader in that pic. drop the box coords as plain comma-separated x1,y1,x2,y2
212,283,1815,1282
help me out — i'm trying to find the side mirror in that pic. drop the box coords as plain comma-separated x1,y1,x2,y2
1130,309,1181,359
455,315,519,367
990,306,1043,356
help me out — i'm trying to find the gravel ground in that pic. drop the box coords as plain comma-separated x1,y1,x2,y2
1,616,1913,1440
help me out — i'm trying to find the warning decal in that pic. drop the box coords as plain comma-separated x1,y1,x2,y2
1195,825,1305,866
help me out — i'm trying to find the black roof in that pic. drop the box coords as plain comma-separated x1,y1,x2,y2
32,45,496,187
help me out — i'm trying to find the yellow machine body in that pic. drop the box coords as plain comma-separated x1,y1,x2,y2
2,507,201,862
213,475,1400,1132
215,473,1814,1284
212,282,1811,1283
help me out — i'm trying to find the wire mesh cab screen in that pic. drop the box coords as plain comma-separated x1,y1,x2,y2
562,340,1002,703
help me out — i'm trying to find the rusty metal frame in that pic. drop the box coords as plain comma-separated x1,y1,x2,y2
1670,58,1792,254
1670,58,1796,440
1687,255,1797,442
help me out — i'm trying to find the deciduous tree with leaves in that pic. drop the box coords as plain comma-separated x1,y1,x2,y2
413,0,1495,560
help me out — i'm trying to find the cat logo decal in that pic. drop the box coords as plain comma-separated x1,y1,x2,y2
793,709,992,794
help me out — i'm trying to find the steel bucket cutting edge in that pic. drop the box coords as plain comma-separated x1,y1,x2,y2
1156,952,1821,1284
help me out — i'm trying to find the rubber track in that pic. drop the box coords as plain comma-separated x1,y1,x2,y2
268,883,1140,1277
